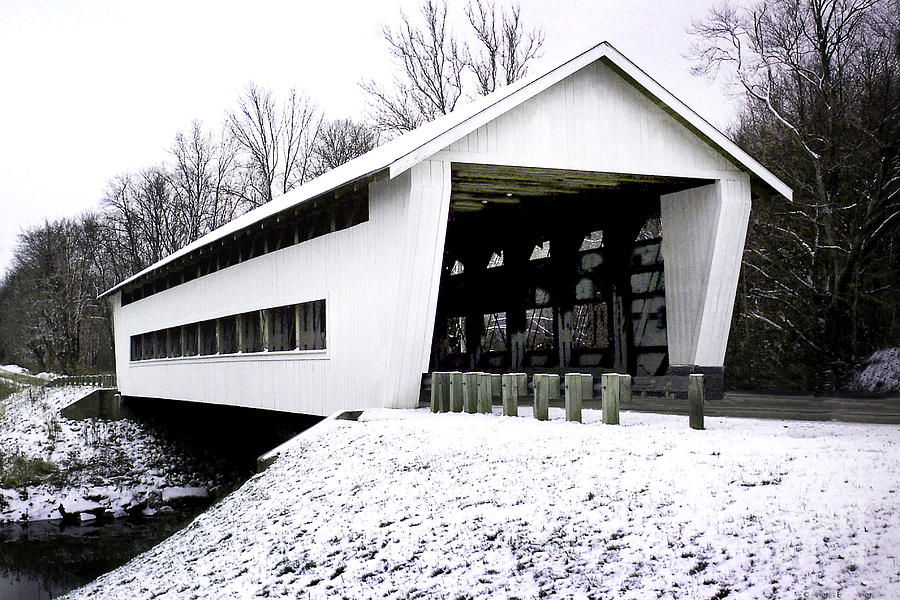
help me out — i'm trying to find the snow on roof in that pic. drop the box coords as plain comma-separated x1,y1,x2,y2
100,41,791,299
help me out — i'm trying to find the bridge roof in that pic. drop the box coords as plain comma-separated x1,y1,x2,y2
100,41,791,299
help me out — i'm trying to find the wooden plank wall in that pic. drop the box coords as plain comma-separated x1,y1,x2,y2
111,55,754,415
660,177,751,368
439,59,742,181
112,166,446,416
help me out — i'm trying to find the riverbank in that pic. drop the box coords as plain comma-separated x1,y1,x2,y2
63,407,900,599
0,379,223,523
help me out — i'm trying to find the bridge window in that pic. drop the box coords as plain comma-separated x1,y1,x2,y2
183,323,199,356
240,310,264,353
199,320,217,355
129,299,327,361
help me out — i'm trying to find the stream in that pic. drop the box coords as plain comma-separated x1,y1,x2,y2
0,395,322,599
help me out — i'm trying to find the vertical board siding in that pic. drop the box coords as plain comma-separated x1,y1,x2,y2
694,177,752,366
112,54,757,415
445,60,740,178
385,160,453,409
115,172,417,416
661,177,751,368
660,183,722,366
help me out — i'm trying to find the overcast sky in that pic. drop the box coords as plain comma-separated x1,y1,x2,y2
0,0,740,278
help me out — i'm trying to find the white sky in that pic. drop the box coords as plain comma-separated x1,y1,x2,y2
0,0,740,278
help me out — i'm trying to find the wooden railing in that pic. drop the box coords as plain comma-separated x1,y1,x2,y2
48,374,117,388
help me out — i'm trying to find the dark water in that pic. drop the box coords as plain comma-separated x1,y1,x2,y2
0,510,206,599
0,396,322,599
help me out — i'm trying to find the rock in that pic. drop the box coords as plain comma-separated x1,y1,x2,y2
60,498,104,514
58,498,105,524
161,486,209,504
125,498,148,518
158,505,175,514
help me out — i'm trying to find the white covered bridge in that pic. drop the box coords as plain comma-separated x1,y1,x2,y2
101,42,791,416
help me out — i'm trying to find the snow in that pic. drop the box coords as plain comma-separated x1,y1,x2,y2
0,385,219,522
0,364,28,375
63,407,900,599
161,486,209,503
852,348,900,394
59,497,104,515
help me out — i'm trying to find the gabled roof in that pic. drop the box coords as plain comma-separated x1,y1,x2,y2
100,41,791,299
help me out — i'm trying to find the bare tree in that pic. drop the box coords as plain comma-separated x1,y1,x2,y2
169,120,247,237
364,0,543,136
465,0,544,95
228,84,321,205
363,0,466,135
0,219,107,372
690,0,900,387
312,119,379,178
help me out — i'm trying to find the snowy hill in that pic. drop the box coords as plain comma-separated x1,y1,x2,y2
63,407,900,599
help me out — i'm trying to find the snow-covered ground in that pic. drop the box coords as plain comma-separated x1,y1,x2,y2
64,407,900,599
0,385,218,522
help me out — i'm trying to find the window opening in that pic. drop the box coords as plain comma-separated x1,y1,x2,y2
529,241,550,260
481,312,507,352
525,308,555,351
579,230,604,251
218,315,238,354
573,302,609,349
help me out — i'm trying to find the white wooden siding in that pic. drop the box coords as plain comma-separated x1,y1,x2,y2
660,176,751,367
112,51,759,415
114,167,437,415
440,60,742,179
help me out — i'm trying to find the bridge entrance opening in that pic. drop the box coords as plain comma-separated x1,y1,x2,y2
428,163,712,377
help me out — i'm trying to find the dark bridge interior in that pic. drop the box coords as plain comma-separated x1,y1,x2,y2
429,163,712,377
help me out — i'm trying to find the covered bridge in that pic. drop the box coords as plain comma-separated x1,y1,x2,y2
100,42,792,416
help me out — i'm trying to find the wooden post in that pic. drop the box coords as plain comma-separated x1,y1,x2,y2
689,374,705,430
430,372,445,413
261,309,270,352
564,373,583,422
501,373,518,417
490,374,502,399
463,372,480,414
215,318,224,355
449,372,464,413
515,373,528,405
601,373,620,425
619,374,632,404
533,374,551,421
582,374,593,402
477,373,492,414
294,304,302,350
548,373,561,402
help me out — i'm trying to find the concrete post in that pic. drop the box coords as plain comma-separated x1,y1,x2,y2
564,373,584,422
501,373,518,417
477,373,492,414
601,373,620,425
689,374,705,430
449,372,464,413
533,374,551,421
463,372,480,414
